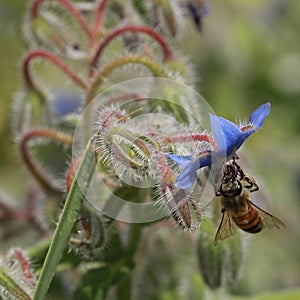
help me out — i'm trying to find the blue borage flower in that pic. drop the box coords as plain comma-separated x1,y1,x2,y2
166,102,271,189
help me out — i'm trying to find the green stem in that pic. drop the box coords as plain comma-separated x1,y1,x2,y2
85,55,168,106
116,271,132,300
32,136,96,300
126,223,142,259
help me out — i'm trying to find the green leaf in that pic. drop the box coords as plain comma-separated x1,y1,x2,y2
74,265,131,300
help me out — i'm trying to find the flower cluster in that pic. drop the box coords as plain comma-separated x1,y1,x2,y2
80,102,271,234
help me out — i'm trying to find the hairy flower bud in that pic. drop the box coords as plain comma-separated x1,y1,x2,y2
69,206,108,260
197,218,225,289
223,234,243,287
162,185,202,230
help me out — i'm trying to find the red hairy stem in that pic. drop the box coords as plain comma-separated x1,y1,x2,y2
23,50,89,91
0,192,45,236
26,185,48,235
0,201,28,222
30,0,92,38
90,25,174,71
65,156,81,192
13,249,36,287
91,0,109,43
0,194,48,235
166,134,218,151
19,128,73,194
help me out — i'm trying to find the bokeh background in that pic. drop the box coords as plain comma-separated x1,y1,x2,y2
0,0,299,299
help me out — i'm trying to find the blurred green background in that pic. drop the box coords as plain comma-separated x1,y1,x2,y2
184,0,300,296
0,0,299,299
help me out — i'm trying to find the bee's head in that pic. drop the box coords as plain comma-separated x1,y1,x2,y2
219,178,243,197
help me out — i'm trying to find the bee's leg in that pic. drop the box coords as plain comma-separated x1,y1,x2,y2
243,176,253,189
244,176,259,192
237,165,245,180
232,153,239,160
232,156,244,180
249,181,259,192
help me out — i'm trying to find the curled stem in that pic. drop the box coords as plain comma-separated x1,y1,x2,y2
23,50,89,91
0,189,47,236
0,201,28,222
86,55,168,105
30,0,92,38
19,128,73,194
90,25,174,70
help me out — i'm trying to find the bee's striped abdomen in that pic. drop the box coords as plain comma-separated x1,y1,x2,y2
232,204,263,233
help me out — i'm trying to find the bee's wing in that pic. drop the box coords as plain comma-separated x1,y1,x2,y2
214,209,237,246
248,201,285,229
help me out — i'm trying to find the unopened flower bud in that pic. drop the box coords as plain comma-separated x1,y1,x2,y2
69,206,107,259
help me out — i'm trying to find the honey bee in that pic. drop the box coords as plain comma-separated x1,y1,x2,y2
214,159,285,245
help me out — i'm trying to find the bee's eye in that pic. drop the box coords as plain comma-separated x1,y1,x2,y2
236,181,243,194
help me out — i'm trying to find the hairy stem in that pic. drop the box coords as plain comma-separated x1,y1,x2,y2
86,55,168,105
23,50,89,91
19,128,73,194
0,202,28,222
90,25,174,70
91,0,109,44
30,0,92,38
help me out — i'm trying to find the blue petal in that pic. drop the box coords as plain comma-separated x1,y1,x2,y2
165,154,193,167
239,102,271,145
175,154,211,189
250,102,271,129
235,134,249,150
210,114,243,156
